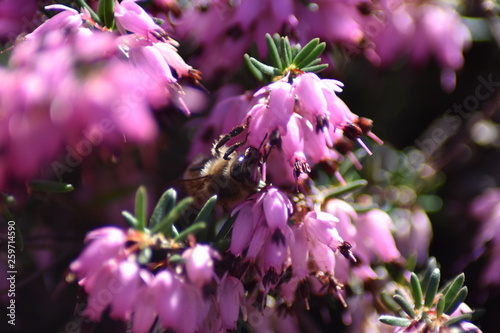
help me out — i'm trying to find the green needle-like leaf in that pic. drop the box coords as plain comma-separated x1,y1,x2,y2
215,212,239,243
300,63,329,73
244,54,264,81
174,222,207,242
266,33,283,70
134,186,147,231
194,195,217,241
379,315,412,327
29,180,74,193
410,272,423,309
443,313,473,327
436,297,446,318
301,58,322,68
324,179,368,199
122,210,138,229
393,294,417,319
381,292,401,315
272,34,284,68
296,42,326,68
249,57,280,76
421,257,437,293
441,273,465,311
168,254,184,265
293,38,319,66
76,0,101,24
194,195,217,225
444,286,468,315
97,0,115,28
282,36,292,67
150,197,194,237
272,33,281,49
150,188,177,229
291,43,301,59
406,254,418,272
424,268,441,308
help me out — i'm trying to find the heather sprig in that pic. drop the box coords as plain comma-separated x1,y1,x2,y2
379,258,481,332
245,33,328,81
70,187,223,331
28,180,74,193
121,186,212,241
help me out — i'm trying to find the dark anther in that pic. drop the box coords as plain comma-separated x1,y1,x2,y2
355,117,374,135
315,160,339,176
338,241,357,263
281,266,293,284
293,160,311,179
150,28,169,42
334,136,355,155
342,123,363,141
269,129,282,150
188,69,203,85
316,115,329,133
271,228,286,246
263,269,279,287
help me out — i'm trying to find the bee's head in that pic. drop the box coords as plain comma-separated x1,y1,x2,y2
230,146,262,188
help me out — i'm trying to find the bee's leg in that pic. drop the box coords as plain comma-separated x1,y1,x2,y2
214,125,246,152
223,142,241,160
214,117,253,154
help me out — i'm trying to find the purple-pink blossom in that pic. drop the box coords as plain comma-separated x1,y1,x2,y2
230,187,293,275
469,188,500,285
325,199,402,282
69,227,127,278
182,244,217,287
0,3,196,189
115,0,161,40
354,209,401,263
218,274,244,330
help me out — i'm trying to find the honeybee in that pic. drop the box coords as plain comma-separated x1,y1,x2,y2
184,121,267,210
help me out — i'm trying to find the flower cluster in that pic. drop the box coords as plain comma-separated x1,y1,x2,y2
364,1,471,91
189,70,382,187
173,0,470,89
0,2,195,189
70,226,226,333
225,185,410,322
